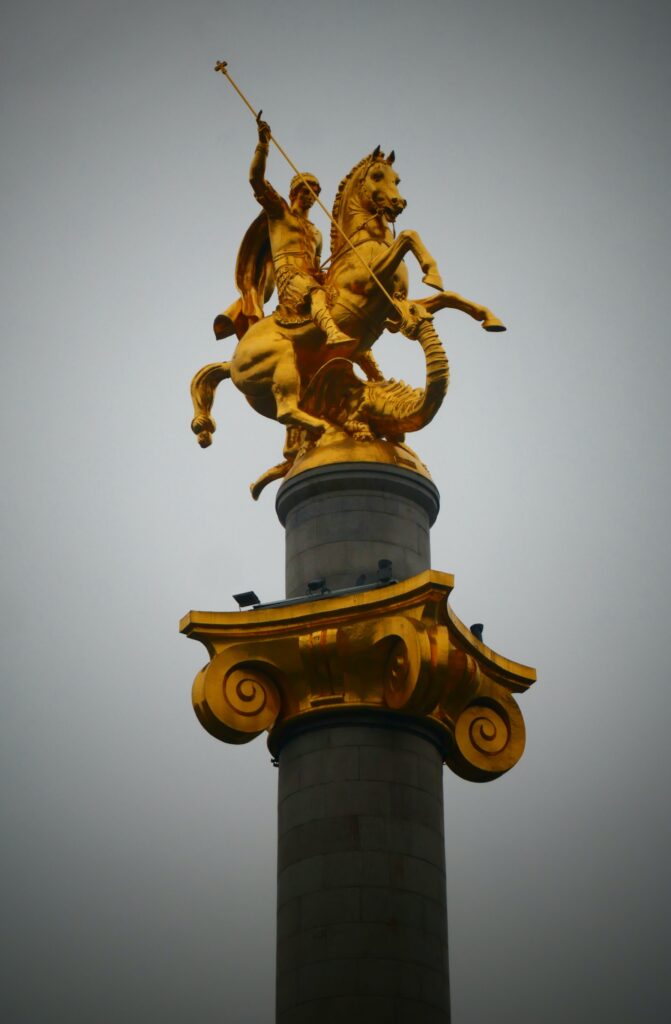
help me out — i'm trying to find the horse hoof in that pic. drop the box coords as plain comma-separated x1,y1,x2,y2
197,432,212,448
422,272,444,291
482,317,506,332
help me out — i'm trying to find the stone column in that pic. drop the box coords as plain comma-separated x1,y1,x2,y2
275,716,450,1024
274,464,449,1022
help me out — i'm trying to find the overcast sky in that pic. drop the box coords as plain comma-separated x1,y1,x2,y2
1,1,669,1021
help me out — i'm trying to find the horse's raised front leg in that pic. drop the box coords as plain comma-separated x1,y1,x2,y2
370,230,444,291
399,230,444,290
415,290,506,332
190,361,231,447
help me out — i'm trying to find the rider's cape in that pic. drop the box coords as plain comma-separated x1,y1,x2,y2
213,213,275,340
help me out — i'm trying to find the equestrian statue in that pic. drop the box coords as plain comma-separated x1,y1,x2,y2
190,62,505,498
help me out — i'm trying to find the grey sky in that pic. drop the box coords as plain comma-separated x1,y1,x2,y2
1,0,669,1021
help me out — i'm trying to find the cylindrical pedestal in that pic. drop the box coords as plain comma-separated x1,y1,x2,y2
276,716,450,1023
276,463,440,599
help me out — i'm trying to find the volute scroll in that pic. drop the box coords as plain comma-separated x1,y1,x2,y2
182,571,535,778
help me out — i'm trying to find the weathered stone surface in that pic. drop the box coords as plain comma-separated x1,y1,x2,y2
276,722,450,1022
276,464,440,598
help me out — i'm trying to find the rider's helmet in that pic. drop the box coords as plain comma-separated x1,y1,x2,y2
289,172,321,199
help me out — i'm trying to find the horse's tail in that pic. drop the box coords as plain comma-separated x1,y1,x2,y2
190,361,231,448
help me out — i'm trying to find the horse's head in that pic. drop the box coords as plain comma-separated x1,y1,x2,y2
331,149,406,252
359,148,406,223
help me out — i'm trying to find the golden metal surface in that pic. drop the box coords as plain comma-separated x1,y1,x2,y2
282,436,433,484
190,64,507,498
181,571,536,782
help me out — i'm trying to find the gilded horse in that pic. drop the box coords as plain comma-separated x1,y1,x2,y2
190,148,504,487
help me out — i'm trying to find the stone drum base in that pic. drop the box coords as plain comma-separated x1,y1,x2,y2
276,462,440,599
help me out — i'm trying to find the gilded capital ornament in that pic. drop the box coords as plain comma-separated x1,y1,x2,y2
181,571,535,782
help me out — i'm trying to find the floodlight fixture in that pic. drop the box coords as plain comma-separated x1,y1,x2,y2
233,590,260,608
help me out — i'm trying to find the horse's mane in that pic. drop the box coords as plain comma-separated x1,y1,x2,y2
330,150,380,254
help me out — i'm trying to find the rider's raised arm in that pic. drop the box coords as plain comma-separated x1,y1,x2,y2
249,117,283,217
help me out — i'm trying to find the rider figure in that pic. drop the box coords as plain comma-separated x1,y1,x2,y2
250,116,353,348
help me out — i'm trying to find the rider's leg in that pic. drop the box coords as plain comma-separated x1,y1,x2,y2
310,289,355,348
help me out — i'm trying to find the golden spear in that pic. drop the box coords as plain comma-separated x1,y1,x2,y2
214,60,402,313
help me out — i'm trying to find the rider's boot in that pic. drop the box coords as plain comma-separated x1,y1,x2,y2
312,307,355,349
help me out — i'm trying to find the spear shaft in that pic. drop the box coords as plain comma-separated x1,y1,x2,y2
214,60,400,313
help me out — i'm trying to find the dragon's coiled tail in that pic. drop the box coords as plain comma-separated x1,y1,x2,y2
366,319,449,435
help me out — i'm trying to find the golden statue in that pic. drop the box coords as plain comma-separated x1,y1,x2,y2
182,64,537,779
190,62,506,496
